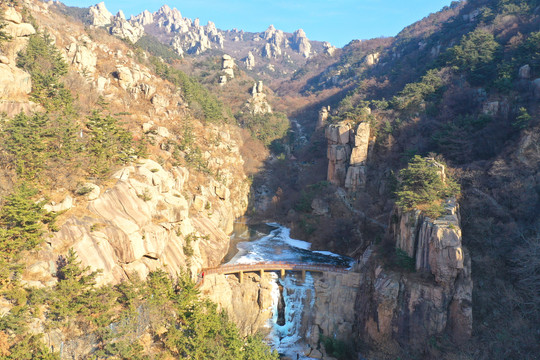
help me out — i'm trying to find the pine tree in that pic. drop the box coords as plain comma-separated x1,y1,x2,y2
0,183,47,257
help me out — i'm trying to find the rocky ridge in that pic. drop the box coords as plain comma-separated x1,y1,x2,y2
76,2,328,76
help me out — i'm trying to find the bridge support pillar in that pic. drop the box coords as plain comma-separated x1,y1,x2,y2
239,271,243,284
260,269,264,277
280,268,285,278
301,270,306,282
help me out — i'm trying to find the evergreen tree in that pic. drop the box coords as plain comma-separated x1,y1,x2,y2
396,155,460,217
0,183,48,258
16,33,73,112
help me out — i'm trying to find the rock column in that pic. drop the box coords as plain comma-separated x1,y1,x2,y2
325,121,370,190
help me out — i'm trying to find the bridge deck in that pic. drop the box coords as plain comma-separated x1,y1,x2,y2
202,261,349,275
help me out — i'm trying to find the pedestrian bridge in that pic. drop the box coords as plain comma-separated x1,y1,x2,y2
200,261,349,283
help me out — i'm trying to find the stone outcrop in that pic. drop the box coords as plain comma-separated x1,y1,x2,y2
364,52,380,66
94,4,321,74
43,158,244,285
0,63,32,99
326,121,371,190
245,81,272,115
316,106,330,129
221,54,235,79
355,198,473,351
88,2,113,26
109,12,145,44
0,6,34,114
519,64,531,79
291,29,311,58
199,273,275,336
323,42,336,56
65,39,98,77
244,51,255,70
304,272,362,346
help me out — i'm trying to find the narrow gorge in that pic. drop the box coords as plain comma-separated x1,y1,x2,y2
1,0,539,359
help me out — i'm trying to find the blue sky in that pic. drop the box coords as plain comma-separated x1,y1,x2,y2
61,0,456,47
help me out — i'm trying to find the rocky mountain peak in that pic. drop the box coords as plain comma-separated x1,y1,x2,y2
131,9,153,26
292,28,311,57
263,24,277,40
88,1,113,26
85,1,323,75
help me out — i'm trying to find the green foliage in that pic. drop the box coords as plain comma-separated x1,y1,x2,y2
395,248,416,271
42,256,278,359
444,29,500,85
1,112,49,179
431,114,493,162
395,155,460,218
48,249,103,322
513,107,531,129
520,31,540,74
0,16,12,45
86,110,137,176
294,181,330,213
17,33,73,112
236,112,290,147
392,69,445,112
135,35,182,63
0,112,79,179
497,0,532,15
320,335,355,360
0,183,49,260
149,57,226,123
183,233,197,257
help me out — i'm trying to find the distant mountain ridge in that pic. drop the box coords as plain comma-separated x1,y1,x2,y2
56,1,336,77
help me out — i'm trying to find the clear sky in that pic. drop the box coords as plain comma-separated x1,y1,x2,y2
60,0,456,47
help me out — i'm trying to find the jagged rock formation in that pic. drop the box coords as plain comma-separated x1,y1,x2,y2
33,147,248,286
245,80,272,115
326,120,371,191
109,10,145,43
304,272,362,346
88,1,112,26
291,29,311,58
322,41,336,56
355,197,472,351
244,50,255,70
363,52,380,66
76,3,325,75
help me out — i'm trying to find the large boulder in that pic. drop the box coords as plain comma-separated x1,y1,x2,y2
4,22,35,37
0,63,32,99
65,42,97,76
3,7,23,24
